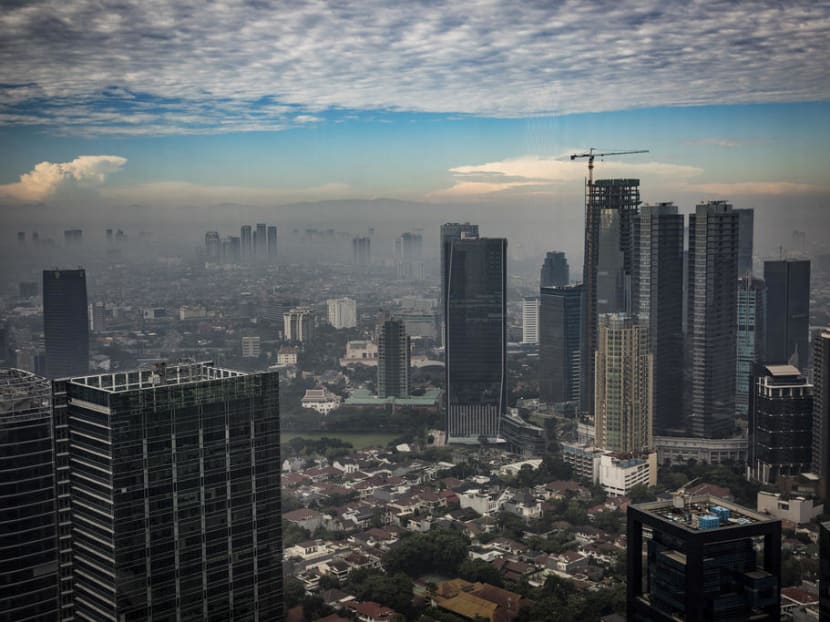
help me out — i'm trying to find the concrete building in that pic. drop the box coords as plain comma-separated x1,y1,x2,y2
599,452,657,497
756,491,823,525
241,335,261,358
301,387,342,414
655,434,747,466
327,297,357,329
352,236,371,266
277,345,299,366
812,329,830,500
521,297,539,345
395,232,424,280
377,317,410,399
340,340,379,366
284,306,314,342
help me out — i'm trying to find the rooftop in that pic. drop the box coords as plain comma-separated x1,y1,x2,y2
0,368,51,419
68,361,247,393
634,495,776,532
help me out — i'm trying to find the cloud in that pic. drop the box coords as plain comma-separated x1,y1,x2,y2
0,1,828,134
686,137,745,148
685,181,825,195
294,115,322,124
0,155,127,202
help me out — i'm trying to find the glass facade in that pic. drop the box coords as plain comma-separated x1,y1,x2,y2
736,277,766,416
764,259,810,370
540,250,569,288
539,284,582,404
42,269,89,379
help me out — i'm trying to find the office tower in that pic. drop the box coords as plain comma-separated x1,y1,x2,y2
255,223,267,261
440,222,479,346
540,251,569,288
226,235,241,264
204,230,221,262
241,335,261,357
352,236,371,266
687,201,740,438
0,369,60,621
521,297,540,345
89,300,106,332
813,329,830,500
764,259,811,369
445,236,507,443
395,232,424,280
327,297,357,329
821,522,830,620
241,224,252,262
283,307,314,342
377,317,410,398
736,208,754,276
747,364,813,484
54,362,282,620
43,269,89,379
64,228,83,246
736,277,766,415
580,178,640,416
267,225,277,263
594,313,653,453
539,285,582,404
632,203,684,434
627,496,780,621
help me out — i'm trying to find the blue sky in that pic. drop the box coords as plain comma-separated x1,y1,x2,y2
0,1,828,211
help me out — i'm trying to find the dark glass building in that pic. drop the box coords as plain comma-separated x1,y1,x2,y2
736,208,754,276
0,369,60,622
240,225,252,262
56,362,282,620
539,284,582,404
764,259,811,370
747,364,813,485
632,203,684,434
42,268,89,379
628,496,781,621
445,236,507,443
255,223,267,261
813,329,830,500
440,222,479,346
687,201,740,438
540,251,569,288
352,236,371,266
580,179,640,416
267,225,277,263
820,521,830,620
377,317,410,398
736,277,767,416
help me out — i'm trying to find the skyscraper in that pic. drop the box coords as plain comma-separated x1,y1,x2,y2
440,222,479,346
632,203,684,434
241,224,252,262
255,222,267,261
764,259,811,369
205,230,221,262
445,236,507,443
594,313,653,453
521,297,540,345
267,225,277,263
352,236,371,266
377,317,410,398
687,201,740,438
0,369,60,621
284,307,314,342
736,208,754,276
538,284,582,404
55,362,282,620
327,297,357,329
812,329,830,500
580,178,640,416
395,232,424,280
43,269,89,378
540,251,569,288
736,277,766,415
747,364,812,485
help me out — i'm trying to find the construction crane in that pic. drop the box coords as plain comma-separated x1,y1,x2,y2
570,148,649,186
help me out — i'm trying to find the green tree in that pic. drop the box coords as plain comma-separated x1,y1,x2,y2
457,559,504,587
383,529,470,577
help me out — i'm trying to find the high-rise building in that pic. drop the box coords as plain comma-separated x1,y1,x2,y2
594,313,652,453
736,277,766,415
764,259,811,370
0,369,60,621
89,300,106,332
627,496,780,621
54,362,282,620
205,230,221,262
687,201,740,438
377,317,410,398
736,208,754,276
352,236,371,266
632,203,684,434
445,236,507,443
440,222,479,346
395,232,424,280
521,297,540,345
241,335,261,357
267,225,277,263
327,297,357,329
812,329,830,500
747,364,812,485
43,269,89,378
284,307,314,342
540,251,569,288
820,521,830,619
539,284,582,404
241,224,252,262
255,223,267,261
580,179,640,416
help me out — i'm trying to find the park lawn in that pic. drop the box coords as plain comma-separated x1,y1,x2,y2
280,431,399,450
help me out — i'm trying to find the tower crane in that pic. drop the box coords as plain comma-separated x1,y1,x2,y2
570,148,649,186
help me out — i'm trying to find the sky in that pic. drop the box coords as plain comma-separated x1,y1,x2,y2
1,0,829,258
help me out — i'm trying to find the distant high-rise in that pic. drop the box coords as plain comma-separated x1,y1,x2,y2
377,317,410,398
539,285,582,404
327,297,357,329
632,203,684,434
445,236,507,443
225,235,241,264
440,222,479,346
580,179,640,416
284,307,314,342
764,259,810,370
55,362,282,620
736,208,754,276
352,236,371,266
747,364,812,485
255,223,267,261
43,269,89,378
63,228,83,246
267,225,277,263
204,230,221,262
0,369,60,621
736,277,766,415
241,224,252,261
395,232,424,280
812,329,830,500
540,251,569,287
594,313,652,453
687,201,740,438
521,297,540,345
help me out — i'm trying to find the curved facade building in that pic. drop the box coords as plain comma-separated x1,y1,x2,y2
0,368,59,621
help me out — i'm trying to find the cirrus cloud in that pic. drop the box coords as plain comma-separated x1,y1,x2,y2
0,155,127,203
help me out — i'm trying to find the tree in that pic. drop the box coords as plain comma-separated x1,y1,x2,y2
348,569,415,615
627,484,656,504
283,576,306,609
383,529,470,577
457,559,504,587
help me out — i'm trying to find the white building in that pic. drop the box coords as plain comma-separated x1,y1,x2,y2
522,297,540,345
179,305,207,320
655,433,747,466
284,307,314,342
327,297,357,329
756,491,824,524
301,387,341,415
340,340,379,367
277,345,299,366
598,452,657,497
241,336,261,358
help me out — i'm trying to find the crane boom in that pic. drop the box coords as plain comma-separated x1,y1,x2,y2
569,147,649,186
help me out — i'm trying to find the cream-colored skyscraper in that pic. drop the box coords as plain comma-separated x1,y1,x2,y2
594,313,653,453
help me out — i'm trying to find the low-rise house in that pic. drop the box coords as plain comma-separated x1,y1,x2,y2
550,550,590,575
344,600,399,622
284,508,324,532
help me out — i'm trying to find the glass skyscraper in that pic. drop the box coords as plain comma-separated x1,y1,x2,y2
736,276,766,416
538,284,582,404
764,259,811,370
43,268,89,379
445,236,507,443
55,362,282,620
440,222,479,347
540,251,569,288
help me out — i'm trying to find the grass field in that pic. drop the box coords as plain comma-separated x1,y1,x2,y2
280,431,399,450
